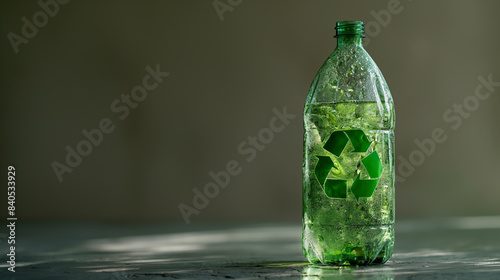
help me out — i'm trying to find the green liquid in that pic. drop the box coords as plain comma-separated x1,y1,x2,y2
303,101,395,266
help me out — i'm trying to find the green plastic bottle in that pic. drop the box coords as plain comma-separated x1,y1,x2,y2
302,21,395,266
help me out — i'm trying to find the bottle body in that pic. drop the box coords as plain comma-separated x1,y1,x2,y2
302,21,395,266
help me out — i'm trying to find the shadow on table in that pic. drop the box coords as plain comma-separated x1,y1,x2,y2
3,219,500,279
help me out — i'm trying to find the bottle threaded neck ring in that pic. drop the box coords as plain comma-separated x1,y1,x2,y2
335,21,365,37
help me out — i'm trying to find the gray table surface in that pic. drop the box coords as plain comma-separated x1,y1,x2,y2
1,216,500,279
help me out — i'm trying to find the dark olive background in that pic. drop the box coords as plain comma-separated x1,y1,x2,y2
1,0,499,223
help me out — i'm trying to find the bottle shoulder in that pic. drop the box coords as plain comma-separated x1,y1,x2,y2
305,46,393,106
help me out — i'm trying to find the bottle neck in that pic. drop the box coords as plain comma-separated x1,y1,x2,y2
336,35,363,47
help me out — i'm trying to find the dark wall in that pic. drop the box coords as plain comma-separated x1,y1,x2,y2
1,0,499,223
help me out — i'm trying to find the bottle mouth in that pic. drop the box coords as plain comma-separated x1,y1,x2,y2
335,21,365,37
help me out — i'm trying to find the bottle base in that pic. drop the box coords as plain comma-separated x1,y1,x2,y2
303,224,394,266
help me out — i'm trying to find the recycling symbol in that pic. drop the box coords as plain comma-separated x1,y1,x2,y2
315,130,383,201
